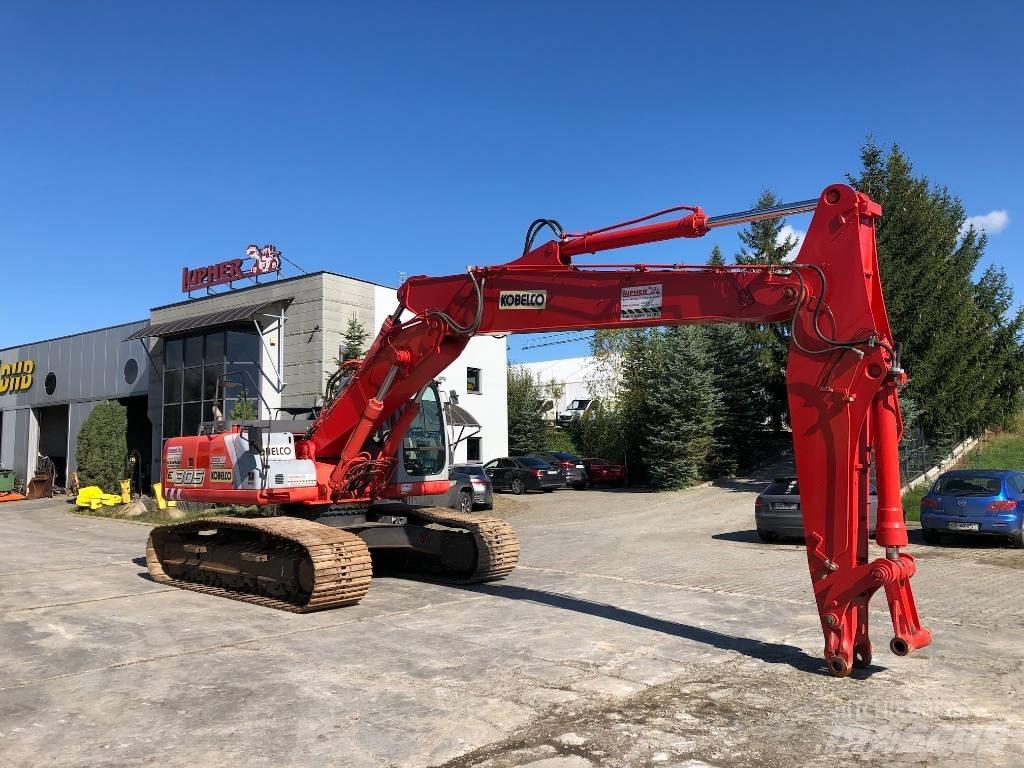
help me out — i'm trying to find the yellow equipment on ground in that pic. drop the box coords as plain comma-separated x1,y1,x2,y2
75,486,124,510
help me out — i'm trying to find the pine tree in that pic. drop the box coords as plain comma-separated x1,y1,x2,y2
703,322,772,476
848,140,1014,441
342,315,370,361
708,244,726,266
506,365,547,454
732,192,798,432
643,327,720,489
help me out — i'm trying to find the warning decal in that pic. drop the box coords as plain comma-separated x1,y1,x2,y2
621,284,663,320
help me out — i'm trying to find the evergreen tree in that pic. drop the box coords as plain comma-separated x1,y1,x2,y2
703,322,772,476
506,365,546,454
643,326,720,489
848,140,1017,440
732,191,800,431
342,315,370,361
708,244,726,266
76,401,127,493
613,328,666,485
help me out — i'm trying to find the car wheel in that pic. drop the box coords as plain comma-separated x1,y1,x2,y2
457,490,473,514
510,478,526,495
572,482,587,490
1011,528,1024,549
757,529,779,543
922,528,942,545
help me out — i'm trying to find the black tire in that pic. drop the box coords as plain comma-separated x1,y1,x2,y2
457,490,473,514
542,488,555,493
572,483,587,490
1011,529,1024,549
922,528,942,545
510,478,526,495
757,528,778,543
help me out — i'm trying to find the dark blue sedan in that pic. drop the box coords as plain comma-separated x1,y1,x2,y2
920,470,1024,547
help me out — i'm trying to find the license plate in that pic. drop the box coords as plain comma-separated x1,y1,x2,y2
772,503,799,511
576,464,585,469
548,471,558,475
948,522,979,531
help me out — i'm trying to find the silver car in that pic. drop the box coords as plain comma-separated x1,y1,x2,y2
755,476,877,542
449,463,493,513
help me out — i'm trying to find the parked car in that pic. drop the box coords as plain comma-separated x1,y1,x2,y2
755,476,877,542
919,470,1024,547
556,398,596,428
581,457,626,487
448,463,493,513
483,456,564,494
529,451,587,489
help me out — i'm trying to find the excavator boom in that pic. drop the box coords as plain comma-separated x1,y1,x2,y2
154,183,930,675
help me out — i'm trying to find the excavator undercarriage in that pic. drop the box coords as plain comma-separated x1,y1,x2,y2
146,507,519,612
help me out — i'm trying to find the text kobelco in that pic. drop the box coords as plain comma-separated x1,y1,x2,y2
498,290,547,309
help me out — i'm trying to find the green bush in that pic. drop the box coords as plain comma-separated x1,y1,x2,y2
543,425,578,455
76,401,127,493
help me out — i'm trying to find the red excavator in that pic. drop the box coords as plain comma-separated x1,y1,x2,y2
147,183,931,676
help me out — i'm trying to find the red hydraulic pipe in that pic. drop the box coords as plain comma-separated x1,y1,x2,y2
559,211,709,258
872,383,909,550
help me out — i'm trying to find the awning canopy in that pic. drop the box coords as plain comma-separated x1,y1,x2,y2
125,301,289,340
445,402,481,428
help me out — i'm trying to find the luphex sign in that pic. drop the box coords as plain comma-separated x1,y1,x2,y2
181,244,282,294
0,359,34,395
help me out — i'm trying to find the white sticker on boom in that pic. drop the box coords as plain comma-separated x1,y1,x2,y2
621,284,663,320
499,290,547,309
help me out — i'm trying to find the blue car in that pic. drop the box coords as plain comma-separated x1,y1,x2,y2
920,469,1024,547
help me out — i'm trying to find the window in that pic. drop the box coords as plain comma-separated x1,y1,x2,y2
162,328,261,439
124,358,139,385
466,367,481,394
466,436,481,462
402,386,445,476
44,372,56,396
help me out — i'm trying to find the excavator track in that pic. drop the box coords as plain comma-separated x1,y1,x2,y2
406,506,520,582
146,516,372,613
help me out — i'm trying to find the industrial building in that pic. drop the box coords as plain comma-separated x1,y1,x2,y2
0,265,507,490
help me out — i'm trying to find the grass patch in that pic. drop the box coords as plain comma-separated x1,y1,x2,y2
902,428,1024,522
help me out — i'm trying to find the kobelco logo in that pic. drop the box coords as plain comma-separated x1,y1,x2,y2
499,290,547,309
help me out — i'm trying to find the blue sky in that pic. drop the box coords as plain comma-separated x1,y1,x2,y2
1,2,1020,361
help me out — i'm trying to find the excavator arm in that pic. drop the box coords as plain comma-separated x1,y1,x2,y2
303,182,930,676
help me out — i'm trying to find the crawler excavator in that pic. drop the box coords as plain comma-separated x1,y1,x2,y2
146,183,931,676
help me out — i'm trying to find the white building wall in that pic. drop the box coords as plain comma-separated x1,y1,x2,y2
373,285,508,464
520,356,613,420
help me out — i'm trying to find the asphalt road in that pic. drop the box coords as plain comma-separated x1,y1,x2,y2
1,476,1021,768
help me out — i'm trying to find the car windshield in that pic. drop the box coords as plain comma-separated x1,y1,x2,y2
456,465,486,477
764,479,799,496
519,457,551,469
587,458,608,465
936,475,1003,496
552,452,579,461
567,399,590,410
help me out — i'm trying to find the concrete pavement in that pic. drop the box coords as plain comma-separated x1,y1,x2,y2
1,479,1021,767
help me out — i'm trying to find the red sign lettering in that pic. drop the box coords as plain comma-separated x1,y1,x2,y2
181,245,281,293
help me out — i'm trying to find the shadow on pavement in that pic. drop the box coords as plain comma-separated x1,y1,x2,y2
469,582,885,679
711,529,802,546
